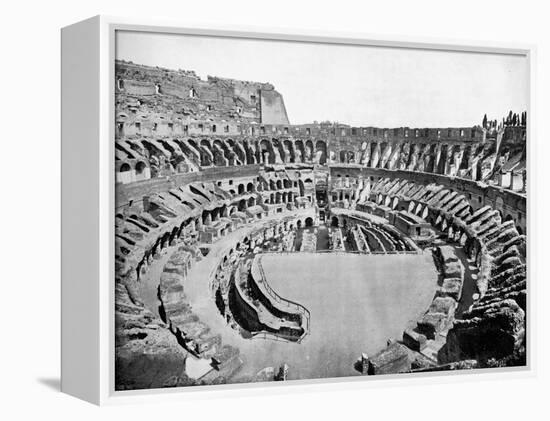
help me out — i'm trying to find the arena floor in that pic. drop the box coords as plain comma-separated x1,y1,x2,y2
257,252,438,379
153,219,439,382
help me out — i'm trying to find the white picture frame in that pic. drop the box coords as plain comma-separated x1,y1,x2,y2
61,15,534,405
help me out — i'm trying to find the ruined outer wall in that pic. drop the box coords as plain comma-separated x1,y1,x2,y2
260,90,290,125
116,60,265,123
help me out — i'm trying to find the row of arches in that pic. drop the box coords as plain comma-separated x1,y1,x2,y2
368,178,524,270
334,141,482,179
134,218,197,281
117,137,328,177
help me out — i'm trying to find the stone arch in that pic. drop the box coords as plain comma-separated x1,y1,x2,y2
283,139,295,163
243,139,256,165
260,139,275,164
305,140,314,162
200,139,212,153
135,161,147,174
294,140,306,163
213,139,232,164
315,140,327,164
201,209,212,226
189,139,209,166
219,205,228,218
119,163,131,172
227,138,245,164
339,150,347,163
238,199,247,211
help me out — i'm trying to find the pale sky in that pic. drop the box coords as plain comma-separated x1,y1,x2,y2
116,30,528,127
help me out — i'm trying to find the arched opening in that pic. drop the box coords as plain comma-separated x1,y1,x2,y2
238,184,245,195
246,182,254,192
119,163,131,172
260,139,274,164
315,141,327,164
295,140,306,163
339,150,347,163
305,217,314,227
276,180,282,189
331,216,339,227
247,197,255,207
283,140,295,163
211,208,219,222
238,199,246,211
201,210,211,226
135,161,147,175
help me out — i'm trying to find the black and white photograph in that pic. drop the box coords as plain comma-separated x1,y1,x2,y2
113,30,528,390
4,0,550,418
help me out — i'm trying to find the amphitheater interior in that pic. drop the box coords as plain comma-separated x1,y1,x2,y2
114,60,527,389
